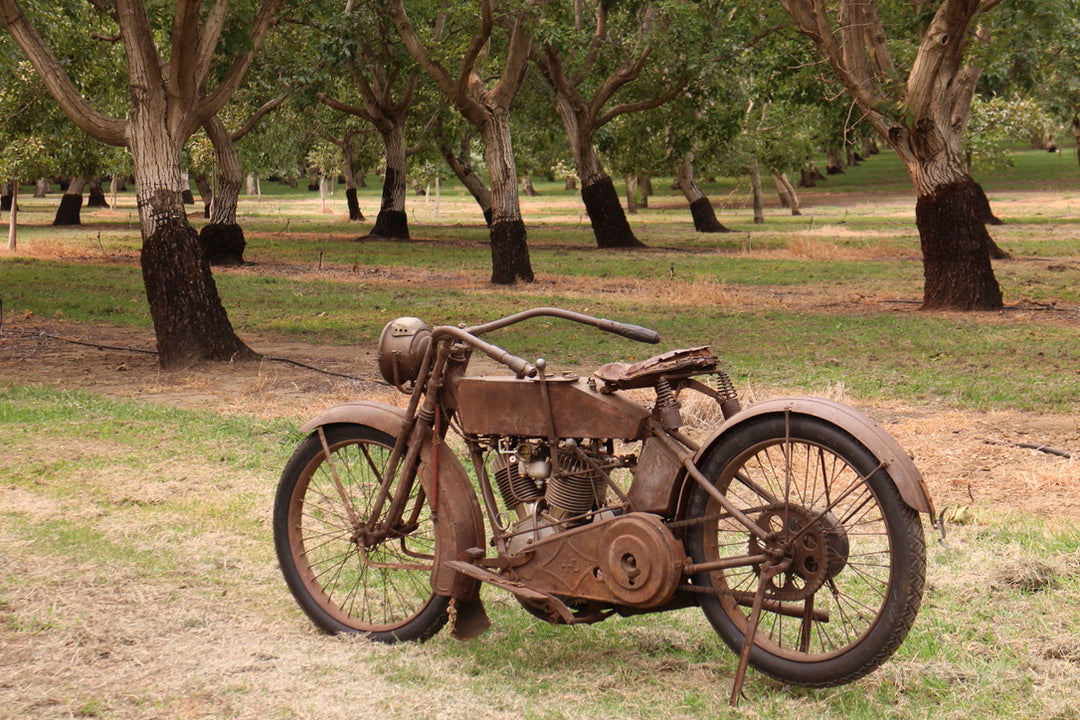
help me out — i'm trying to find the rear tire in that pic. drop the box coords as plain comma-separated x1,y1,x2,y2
273,423,449,642
685,414,925,686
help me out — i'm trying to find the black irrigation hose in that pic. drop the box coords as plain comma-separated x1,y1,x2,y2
1,294,375,384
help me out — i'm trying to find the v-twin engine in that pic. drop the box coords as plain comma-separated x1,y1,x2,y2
492,438,612,555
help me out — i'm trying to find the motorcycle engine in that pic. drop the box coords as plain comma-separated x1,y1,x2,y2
492,438,614,556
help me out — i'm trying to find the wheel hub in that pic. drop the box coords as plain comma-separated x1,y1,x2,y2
748,504,850,601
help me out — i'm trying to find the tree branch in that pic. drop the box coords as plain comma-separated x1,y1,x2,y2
196,0,283,134
596,75,688,129
317,92,376,123
230,92,289,141
0,0,127,145
194,0,231,94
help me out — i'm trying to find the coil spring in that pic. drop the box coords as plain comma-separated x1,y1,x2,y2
714,369,742,417
655,376,683,430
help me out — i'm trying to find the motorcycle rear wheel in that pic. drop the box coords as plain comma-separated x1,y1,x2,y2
685,414,926,687
273,423,449,642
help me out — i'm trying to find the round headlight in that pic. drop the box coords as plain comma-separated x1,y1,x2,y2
377,317,431,390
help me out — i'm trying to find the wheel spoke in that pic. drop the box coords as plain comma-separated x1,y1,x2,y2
686,416,925,685
275,425,447,640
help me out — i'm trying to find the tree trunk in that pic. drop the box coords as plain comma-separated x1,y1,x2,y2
675,155,730,233
887,117,1005,310
581,176,644,248
52,176,86,226
1072,116,1080,167
521,175,539,196
128,113,256,367
799,161,822,188
110,175,122,207
6,179,16,250
340,142,364,221
749,162,765,224
193,173,213,218
916,179,1003,310
637,175,651,209
368,125,409,239
438,133,492,226
825,147,845,174
482,115,533,284
624,176,637,214
346,188,364,221
0,183,10,212
772,170,801,216
87,177,109,207
34,178,49,197
564,128,642,248
199,116,246,266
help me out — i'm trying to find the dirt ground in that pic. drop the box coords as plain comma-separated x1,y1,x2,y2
2,309,1079,720
2,314,1078,521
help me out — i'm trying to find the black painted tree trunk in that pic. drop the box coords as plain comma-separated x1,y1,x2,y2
490,219,533,284
916,179,1003,310
581,176,645,248
53,177,86,226
676,155,730,233
199,116,247,267
346,187,364,221
52,193,83,226
369,166,410,238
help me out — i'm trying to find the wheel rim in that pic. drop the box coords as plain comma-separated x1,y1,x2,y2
287,436,437,632
702,437,895,661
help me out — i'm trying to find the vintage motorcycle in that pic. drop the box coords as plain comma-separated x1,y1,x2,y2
273,307,937,701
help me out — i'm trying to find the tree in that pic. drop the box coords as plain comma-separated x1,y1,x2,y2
315,1,435,240
192,93,289,265
533,2,690,248
0,0,282,366
777,0,1006,310
388,0,535,284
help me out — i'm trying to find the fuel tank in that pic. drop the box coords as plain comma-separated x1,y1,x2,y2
452,375,650,440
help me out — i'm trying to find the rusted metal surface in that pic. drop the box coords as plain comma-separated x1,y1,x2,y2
694,397,936,517
454,375,650,440
298,401,485,600
506,512,685,609
279,308,934,702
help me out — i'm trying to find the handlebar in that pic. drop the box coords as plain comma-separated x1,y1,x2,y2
431,307,660,378
465,307,661,344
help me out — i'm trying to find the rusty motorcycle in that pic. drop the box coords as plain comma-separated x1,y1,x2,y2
273,307,936,700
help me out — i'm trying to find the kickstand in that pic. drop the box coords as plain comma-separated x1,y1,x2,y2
729,562,783,707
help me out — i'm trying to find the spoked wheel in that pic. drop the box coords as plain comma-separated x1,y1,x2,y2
685,414,926,687
273,423,449,642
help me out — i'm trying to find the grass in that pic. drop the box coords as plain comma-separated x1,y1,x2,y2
1,146,1079,717
0,385,1078,719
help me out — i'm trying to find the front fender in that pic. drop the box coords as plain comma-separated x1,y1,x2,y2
300,402,486,602
692,397,936,517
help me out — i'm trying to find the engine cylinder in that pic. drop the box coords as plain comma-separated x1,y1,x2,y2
546,455,604,517
494,456,544,507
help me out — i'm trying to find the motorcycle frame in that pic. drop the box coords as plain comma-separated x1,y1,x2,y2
299,308,936,609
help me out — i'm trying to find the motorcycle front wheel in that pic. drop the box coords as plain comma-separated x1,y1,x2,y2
273,423,449,642
685,414,926,687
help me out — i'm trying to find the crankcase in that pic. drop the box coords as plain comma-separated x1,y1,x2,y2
509,513,685,609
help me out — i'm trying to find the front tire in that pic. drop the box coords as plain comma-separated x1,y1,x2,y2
273,423,449,642
685,414,926,686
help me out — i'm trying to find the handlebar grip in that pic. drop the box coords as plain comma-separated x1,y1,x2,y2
612,321,662,344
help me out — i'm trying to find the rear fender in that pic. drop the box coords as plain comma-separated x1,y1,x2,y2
686,397,936,518
300,402,486,601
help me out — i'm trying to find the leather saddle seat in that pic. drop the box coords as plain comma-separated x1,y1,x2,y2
594,346,718,390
